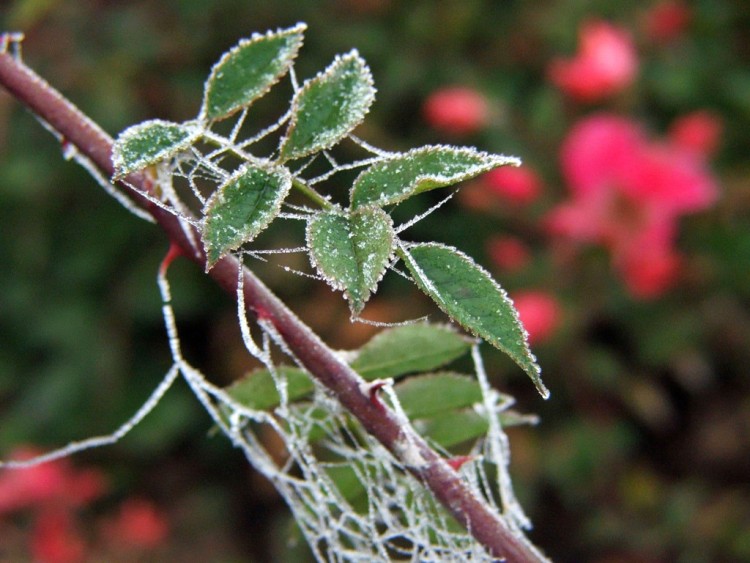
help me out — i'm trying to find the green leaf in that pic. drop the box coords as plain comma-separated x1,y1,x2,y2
416,410,489,448
401,243,548,398
350,323,471,380
201,24,306,121
112,119,200,178
202,162,292,269
306,207,394,315
395,372,482,419
226,366,314,411
417,408,537,449
350,146,520,209
279,50,375,162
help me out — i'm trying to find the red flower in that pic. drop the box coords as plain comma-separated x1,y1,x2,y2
0,448,68,514
512,291,562,345
483,165,542,205
0,447,107,515
487,236,531,272
423,86,489,135
546,114,718,298
669,110,723,158
643,1,691,44
548,21,638,102
106,498,169,549
30,509,86,563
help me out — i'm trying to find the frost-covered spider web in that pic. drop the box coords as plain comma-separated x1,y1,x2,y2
1,51,546,561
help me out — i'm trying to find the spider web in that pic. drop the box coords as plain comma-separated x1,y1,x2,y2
1,70,546,561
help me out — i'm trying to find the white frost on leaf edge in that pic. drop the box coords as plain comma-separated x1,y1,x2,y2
278,49,376,162
201,161,293,270
112,119,203,179
400,241,548,399
199,23,307,122
305,206,395,313
350,144,522,209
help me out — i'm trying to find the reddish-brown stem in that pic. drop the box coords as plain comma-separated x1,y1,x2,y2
0,47,545,562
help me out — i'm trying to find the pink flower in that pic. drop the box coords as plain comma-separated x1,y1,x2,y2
618,244,682,299
669,110,723,158
642,1,691,43
548,21,638,102
423,86,489,135
546,113,718,298
487,236,531,272
483,165,542,205
512,291,562,345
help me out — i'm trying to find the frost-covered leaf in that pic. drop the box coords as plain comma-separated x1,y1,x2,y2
395,372,482,419
226,366,313,411
202,163,292,269
112,119,200,178
201,24,306,121
402,243,548,397
350,323,471,380
279,50,375,161
307,206,394,315
350,146,520,209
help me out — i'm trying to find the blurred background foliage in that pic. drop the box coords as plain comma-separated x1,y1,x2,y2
0,1,748,561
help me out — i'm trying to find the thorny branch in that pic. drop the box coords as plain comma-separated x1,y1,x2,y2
0,43,545,562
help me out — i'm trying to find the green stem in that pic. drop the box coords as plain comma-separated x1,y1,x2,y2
292,177,333,209
201,129,333,210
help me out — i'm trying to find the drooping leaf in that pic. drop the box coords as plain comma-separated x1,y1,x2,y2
112,119,200,178
307,206,394,314
395,372,482,419
279,50,375,162
226,366,314,411
350,146,520,209
201,24,306,121
401,243,548,398
202,162,292,269
350,323,471,380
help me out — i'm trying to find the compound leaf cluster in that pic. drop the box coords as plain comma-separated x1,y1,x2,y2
111,23,545,395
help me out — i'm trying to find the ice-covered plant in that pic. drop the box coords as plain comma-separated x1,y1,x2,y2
0,25,549,561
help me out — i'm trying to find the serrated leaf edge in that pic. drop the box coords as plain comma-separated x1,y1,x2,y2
200,23,307,122
279,49,376,162
400,241,548,398
350,145,521,209
306,206,395,313
112,119,202,179
202,161,293,270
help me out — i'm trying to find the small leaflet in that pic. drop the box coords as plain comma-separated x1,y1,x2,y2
416,410,490,448
112,119,200,178
350,323,471,380
350,145,520,209
201,23,306,122
394,372,483,419
279,50,375,162
401,242,548,398
202,162,292,270
227,366,314,411
306,206,394,315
